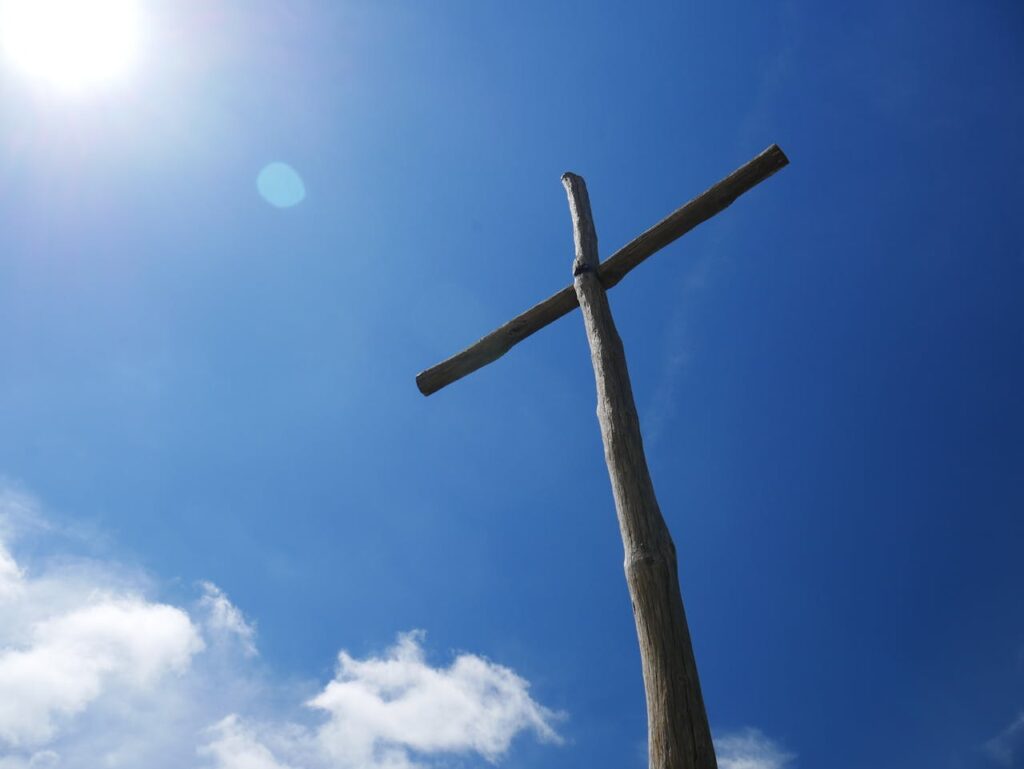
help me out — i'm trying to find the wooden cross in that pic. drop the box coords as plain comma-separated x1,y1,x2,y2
416,145,789,769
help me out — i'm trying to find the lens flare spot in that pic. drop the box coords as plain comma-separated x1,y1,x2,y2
257,163,306,209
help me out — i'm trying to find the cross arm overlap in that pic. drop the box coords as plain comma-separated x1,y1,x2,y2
415,144,789,396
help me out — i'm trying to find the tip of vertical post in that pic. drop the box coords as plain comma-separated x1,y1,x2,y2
563,171,599,274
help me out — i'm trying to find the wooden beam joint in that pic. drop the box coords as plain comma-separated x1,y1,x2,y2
415,144,788,396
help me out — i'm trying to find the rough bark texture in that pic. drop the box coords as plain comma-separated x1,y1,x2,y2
563,172,718,769
416,144,788,396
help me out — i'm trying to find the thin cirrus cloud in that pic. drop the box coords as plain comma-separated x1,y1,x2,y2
715,727,796,769
0,483,562,769
985,713,1024,767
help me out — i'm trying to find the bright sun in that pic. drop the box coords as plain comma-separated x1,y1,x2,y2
0,0,141,92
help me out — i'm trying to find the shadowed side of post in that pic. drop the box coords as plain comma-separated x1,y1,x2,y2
416,144,788,396
564,171,717,769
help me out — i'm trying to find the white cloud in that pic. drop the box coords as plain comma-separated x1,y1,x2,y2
985,713,1024,767
0,485,562,769
716,728,795,769
0,484,49,542
194,631,564,769
0,541,22,597
0,490,204,750
0,599,201,746
200,581,258,657
199,716,296,769
308,631,562,769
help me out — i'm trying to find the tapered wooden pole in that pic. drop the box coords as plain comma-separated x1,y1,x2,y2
563,172,717,769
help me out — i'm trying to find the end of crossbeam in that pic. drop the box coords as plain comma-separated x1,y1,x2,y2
766,143,789,171
415,371,434,396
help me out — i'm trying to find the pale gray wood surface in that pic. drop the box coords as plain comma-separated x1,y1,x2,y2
416,144,788,396
564,172,718,769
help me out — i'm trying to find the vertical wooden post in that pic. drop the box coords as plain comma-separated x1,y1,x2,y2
563,173,717,769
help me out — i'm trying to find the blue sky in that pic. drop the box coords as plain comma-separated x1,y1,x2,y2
0,1,1022,767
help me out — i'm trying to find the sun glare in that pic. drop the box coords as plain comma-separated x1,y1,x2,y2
0,0,141,92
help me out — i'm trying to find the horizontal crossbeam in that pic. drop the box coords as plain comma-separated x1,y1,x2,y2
416,144,789,396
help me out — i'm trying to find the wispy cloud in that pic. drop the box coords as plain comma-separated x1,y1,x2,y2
641,244,716,450
199,581,258,658
0,485,562,769
0,483,52,544
716,727,796,769
985,713,1024,767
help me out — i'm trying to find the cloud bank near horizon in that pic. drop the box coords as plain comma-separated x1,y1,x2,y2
0,482,795,769
0,485,562,769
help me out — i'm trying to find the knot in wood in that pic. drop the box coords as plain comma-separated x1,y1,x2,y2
573,260,595,277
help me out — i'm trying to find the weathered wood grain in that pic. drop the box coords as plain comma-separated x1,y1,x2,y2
565,172,718,769
416,144,788,396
